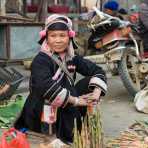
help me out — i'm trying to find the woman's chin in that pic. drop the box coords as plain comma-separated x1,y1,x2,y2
53,49,66,53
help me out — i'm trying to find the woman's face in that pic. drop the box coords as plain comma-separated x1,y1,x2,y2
47,30,69,53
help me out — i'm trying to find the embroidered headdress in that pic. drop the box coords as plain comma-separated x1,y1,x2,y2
39,14,77,59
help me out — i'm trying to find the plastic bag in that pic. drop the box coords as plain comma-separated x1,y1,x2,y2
134,87,148,114
41,105,57,124
0,96,25,128
0,128,30,148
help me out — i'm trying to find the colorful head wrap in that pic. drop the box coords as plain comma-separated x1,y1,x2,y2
39,14,77,59
39,14,75,43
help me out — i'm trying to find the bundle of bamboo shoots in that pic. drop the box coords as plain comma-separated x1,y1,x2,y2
72,105,103,148
107,120,148,148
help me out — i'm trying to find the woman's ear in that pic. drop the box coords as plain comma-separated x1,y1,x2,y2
39,30,46,38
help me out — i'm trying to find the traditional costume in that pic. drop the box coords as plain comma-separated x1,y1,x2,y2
14,14,107,143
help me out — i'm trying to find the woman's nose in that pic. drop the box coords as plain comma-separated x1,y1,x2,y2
55,37,61,42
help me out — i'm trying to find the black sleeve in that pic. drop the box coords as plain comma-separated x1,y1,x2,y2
30,53,69,107
73,55,107,95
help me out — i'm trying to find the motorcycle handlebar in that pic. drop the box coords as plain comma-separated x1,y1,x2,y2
92,7,131,27
130,24,140,33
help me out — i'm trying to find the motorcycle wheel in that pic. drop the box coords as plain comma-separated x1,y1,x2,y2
118,48,146,97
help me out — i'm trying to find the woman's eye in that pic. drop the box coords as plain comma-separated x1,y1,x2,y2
50,34,56,38
60,34,67,37
60,35,65,37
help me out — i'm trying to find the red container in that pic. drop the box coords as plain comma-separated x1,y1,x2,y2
27,5,38,12
48,5,69,13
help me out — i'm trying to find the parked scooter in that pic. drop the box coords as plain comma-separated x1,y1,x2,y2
86,7,148,97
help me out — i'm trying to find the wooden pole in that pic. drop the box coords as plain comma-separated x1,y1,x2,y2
0,0,6,15
22,0,27,16
18,0,23,12
77,0,81,13
35,0,48,22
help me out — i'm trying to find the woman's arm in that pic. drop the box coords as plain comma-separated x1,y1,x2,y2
73,55,107,95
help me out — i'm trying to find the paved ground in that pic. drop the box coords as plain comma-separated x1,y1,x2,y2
100,74,148,139
1,64,148,147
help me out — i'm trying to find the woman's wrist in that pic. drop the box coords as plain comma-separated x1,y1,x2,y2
93,87,101,95
73,97,79,106
94,87,101,91
68,96,79,106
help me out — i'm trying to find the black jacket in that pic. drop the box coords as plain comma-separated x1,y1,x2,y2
14,51,107,132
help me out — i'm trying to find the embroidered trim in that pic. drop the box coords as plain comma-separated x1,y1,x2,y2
62,90,70,108
43,81,59,98
93,74,106,80
49,86,63,102
52,68,62,80
51,88,67,107
89,77,107,92
89,84,106,94
57,72,64,83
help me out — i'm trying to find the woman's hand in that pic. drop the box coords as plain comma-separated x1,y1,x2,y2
68,88,101,106
68,96,88,106
91,87,102,102
79,88,102,104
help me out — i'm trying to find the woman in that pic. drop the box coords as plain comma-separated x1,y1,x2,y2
14,14,107,144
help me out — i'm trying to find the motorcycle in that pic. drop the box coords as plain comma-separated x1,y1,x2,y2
85,7,148,97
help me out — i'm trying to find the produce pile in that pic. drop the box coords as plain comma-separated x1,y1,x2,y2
72,105,103,148
107,121,148,148
38,105,103,148
0,95,25,129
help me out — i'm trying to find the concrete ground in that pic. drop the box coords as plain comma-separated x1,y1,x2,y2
1,64,148,147
100,74,148,140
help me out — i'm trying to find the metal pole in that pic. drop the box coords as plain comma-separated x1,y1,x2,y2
100,0,106,11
